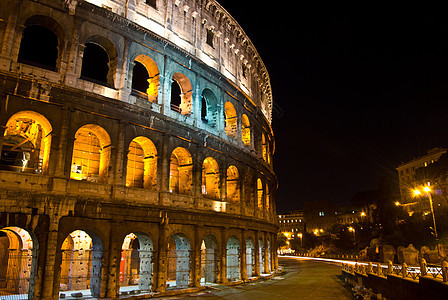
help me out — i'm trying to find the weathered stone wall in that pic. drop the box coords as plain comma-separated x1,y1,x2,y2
0,0,278,299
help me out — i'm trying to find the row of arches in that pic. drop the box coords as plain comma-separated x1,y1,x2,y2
16,17,262,148
0,226,273,299
0,111,272,208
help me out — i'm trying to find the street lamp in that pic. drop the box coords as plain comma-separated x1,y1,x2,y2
298,233,303,247
413,184,440,256
348,226,356,246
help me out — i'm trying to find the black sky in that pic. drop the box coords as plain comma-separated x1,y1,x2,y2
218,2,448,213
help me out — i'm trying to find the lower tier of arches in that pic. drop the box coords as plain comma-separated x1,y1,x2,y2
0,207,278,299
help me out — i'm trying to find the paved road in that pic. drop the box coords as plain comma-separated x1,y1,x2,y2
159,257,355,299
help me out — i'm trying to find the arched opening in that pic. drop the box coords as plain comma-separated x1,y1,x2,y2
70,124,111,183
226,236,240,282
241,114,250,146
266,185,270,211
80,43,110,86
170,73,192,116
200,235,218,285
201,89,218,127
169,147,192,194
18,25,58,71
257,179,264,209
126,137,157,189
1,111,52,174
119,233,153,295
262,134,268,162
0,227,37,299
131,62,149,94
202,157,220,199
226,166,240,203
224,102,237,138
245,238,255,278
167,234,191,288
132,55,159,103
59,230,103,298
258,238,264,274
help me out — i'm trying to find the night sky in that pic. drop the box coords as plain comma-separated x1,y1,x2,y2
218,2,448,213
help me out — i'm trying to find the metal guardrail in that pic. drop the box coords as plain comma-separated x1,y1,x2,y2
342,259,448,282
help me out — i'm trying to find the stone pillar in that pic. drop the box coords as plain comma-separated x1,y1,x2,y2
0,0,19,59
254,234,260,277
240,230,247,281
219,228,227,283
193,143,201,208
105,222,122,299
41,220,61,299
154,223,167,292
159,134,169,205
263,233,269,274
53,108,70,177
191,225,201,287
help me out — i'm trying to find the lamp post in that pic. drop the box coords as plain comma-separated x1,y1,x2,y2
413,184,440,256
298,233,303,247
348,226,356,246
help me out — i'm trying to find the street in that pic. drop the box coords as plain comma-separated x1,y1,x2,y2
158,257,355,299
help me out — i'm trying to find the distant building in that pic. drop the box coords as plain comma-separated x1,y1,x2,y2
278,210,306,237
396,147,447,212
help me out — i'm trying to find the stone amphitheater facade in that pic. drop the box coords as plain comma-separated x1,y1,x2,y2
0,0,277,298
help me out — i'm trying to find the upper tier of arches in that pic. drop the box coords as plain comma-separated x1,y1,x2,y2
0,4,274,163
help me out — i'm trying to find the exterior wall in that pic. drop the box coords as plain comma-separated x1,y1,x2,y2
0,0,278,299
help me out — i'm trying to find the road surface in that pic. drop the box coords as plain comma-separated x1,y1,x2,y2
159,256,355,299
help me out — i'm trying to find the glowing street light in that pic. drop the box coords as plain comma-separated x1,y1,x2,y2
348,226,356,245
413,184,440,256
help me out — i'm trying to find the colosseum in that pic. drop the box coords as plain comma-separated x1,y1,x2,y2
0,0,277,298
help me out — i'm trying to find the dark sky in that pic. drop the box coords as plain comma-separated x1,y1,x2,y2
218,2,448,213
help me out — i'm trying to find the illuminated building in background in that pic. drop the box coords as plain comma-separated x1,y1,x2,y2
0,0,277,298
396,147,446,214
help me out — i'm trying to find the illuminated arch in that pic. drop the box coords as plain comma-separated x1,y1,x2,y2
170,73,192,115
126,136,157,189
119,233,154,292
200,234,218,284
167,233,191,288
60,230,103,298
2,111,52,174
245,237,255,277
257,178,264,209
262,133,268,162
169,147,192,194
224,102,237,138
132,55,160,103
266,185,270,211
70,124,111,183
200,89,218,127
226,165,240,203
0,227,37,298
241,114,250,146
202,157,220,199
226,236,240,282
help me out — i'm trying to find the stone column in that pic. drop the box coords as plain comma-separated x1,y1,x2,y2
254,233,260,277
159,134,169,205
41,216,62,300
154,222,167,292
191,225,201,287
219,228,227,283
105,222,122,299
240,230,247,281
